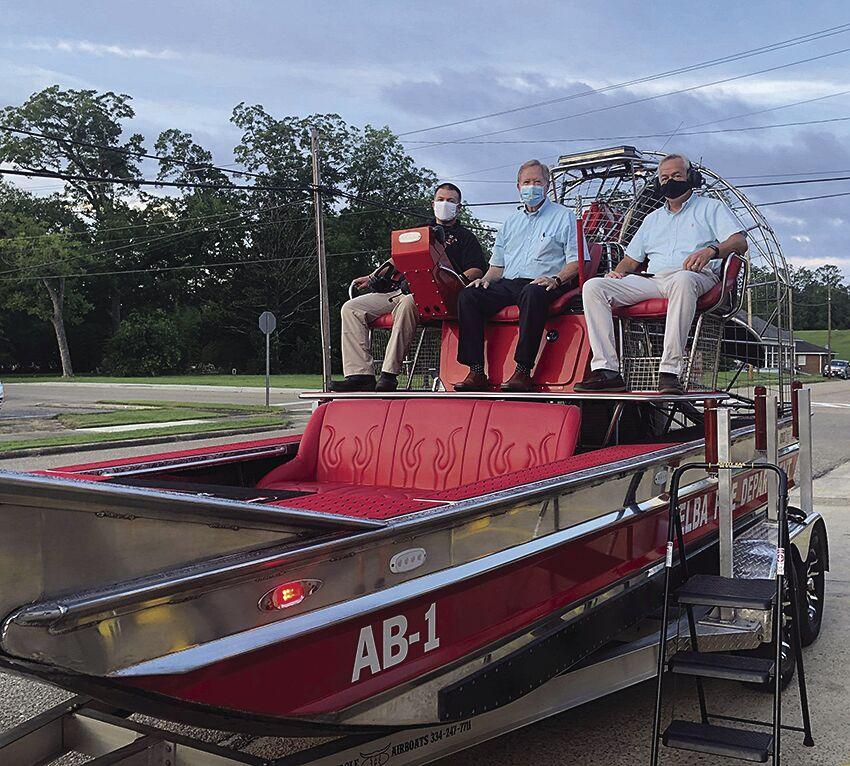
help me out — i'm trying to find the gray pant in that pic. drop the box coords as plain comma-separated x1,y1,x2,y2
340,291,419,377
582,269,718,376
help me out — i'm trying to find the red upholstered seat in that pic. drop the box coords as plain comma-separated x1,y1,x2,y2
613,254,744,319
489,244,604,323
370,312,395,329
273,441,673,520
257,399,581,493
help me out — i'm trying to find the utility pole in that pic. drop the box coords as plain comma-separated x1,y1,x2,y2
311,127,332,392
826,282,833,362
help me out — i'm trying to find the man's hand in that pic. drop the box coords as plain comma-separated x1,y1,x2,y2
352,275,371,291
605,271,625,279
530,275,560,291
683,248,715,272
467,278,491,289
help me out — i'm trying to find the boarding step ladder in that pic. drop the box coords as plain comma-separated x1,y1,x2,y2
649,460,814,766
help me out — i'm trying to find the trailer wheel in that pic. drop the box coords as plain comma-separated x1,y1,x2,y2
797,525,826,647
741,579,795,691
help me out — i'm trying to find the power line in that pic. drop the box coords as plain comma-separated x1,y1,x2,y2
738,174,850,188
407,115,850,146
410,45,850,150
0,202,308,277
0,166,312,194
398,23,850,137
758,189,850,206
0,247,391,283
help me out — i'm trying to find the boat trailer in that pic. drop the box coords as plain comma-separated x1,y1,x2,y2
0,390,821,766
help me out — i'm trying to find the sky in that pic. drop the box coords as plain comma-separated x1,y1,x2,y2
2,0,850,277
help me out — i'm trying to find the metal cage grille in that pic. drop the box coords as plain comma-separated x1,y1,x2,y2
370,325,442,390
621,313,724,392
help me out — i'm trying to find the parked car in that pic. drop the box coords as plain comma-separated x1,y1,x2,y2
823,359,850,378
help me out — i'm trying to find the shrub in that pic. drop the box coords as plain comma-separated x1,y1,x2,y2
102,310,183,376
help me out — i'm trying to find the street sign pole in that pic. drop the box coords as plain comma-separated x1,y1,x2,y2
258,311,277,408
265,332,270,407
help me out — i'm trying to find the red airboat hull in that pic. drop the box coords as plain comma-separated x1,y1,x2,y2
117,457,793,720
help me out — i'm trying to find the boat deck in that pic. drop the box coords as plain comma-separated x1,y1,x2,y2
301,390,729,402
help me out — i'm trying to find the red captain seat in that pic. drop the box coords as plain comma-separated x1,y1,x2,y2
488,243,604,322
257,399,581,493
612,252,745,319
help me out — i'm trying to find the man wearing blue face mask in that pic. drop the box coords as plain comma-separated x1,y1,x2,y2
454,159,581,392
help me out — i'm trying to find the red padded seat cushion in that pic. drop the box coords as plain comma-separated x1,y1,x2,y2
257,399,581,493
370,313,395,329
489,243,604,323
273,441,674,520
613,256,743,319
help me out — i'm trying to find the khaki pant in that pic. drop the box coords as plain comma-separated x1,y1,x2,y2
341,291,419,376
582,269,718,376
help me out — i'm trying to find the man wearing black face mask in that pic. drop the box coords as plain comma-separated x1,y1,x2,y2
575,153,748,394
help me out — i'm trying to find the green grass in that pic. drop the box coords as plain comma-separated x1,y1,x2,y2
58,407,225,429
716,369,827,389
97,399,279,414
796,329,850,361
0,415,289,452
1,373,323,388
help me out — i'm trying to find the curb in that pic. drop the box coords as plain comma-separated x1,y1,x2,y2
0,425,297,460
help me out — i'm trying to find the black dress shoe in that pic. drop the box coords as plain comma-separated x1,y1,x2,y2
500,369,534,393
329,375,376,392
453,371,490,392
573,370,627,393
658,372,684,395
375,372,398,392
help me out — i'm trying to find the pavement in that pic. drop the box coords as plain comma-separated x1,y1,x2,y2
0,381,848,764
0,381,312,421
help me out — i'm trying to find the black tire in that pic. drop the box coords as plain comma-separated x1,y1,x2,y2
797,525,826,646
741,578,796,691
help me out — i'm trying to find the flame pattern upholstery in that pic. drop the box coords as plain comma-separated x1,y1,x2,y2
257,399,581,494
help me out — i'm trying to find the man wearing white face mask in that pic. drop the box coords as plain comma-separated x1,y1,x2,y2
454,159,581,392
331,183,486,392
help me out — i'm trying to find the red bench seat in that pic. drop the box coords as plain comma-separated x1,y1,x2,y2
612,253,744,319
257,399,581,494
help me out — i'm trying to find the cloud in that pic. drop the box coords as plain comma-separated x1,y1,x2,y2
23,39,180,61
792,235,812,242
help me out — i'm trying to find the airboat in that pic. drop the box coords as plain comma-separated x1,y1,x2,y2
0,147,828,765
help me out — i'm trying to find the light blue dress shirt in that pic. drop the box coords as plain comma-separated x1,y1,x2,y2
490,197,579,280
626,193,745,275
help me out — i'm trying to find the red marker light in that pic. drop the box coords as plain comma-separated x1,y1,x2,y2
271,581,305,609
258,579,322,611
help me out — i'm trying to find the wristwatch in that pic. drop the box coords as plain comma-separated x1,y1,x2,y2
707,244,720,258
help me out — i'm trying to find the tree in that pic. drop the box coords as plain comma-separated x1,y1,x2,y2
0,86,145,328
0,184,91,376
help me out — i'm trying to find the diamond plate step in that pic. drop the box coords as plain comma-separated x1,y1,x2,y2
677,574,776,610
663,720,772,762
670,650,774,683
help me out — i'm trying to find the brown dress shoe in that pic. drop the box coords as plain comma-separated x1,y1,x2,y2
500,369,534,392
453,371,490,392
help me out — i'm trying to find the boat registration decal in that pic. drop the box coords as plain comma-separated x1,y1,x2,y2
352,602,440,682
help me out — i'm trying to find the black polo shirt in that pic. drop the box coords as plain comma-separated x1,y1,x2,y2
426,219,488,276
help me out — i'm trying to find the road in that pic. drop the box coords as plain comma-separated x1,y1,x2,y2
0,380,848,764
0,381,308,420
